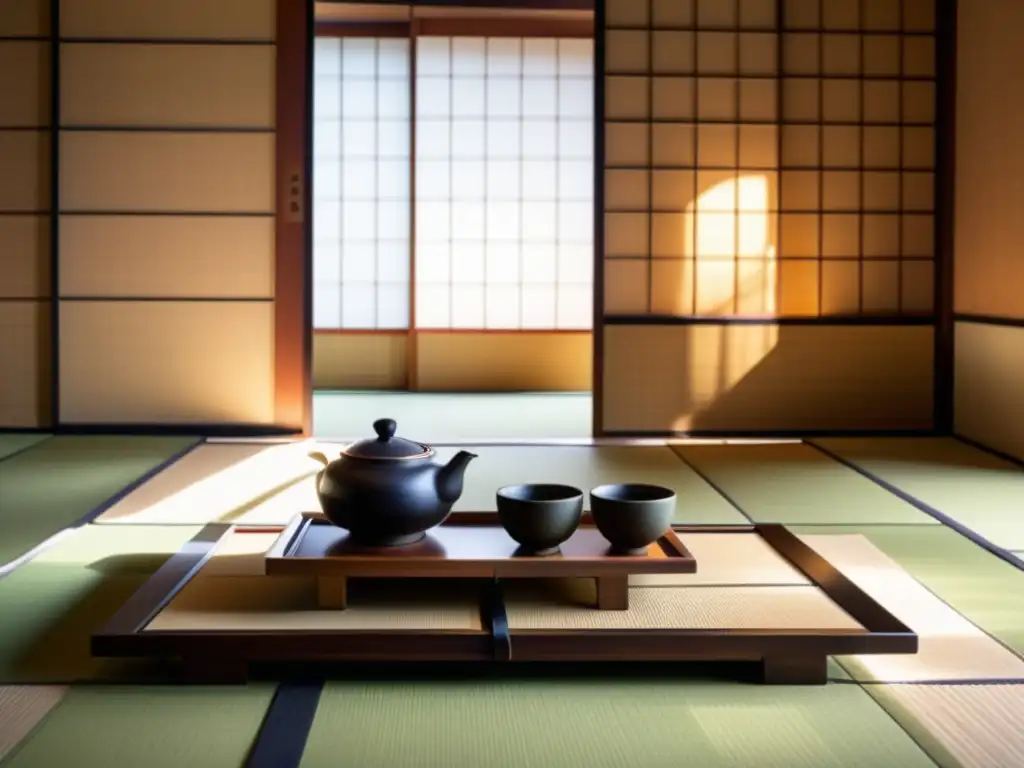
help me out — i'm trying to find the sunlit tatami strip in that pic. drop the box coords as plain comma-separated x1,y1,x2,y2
0,687,67,762
93,441,324,525
868,684,1024,768
799,534,1024,682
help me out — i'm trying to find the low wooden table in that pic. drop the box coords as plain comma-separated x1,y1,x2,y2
264,512,697,612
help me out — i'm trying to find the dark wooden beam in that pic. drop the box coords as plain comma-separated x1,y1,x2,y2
275,0,314,435
934,0,958,433
317,0,594,9
314,21,411,37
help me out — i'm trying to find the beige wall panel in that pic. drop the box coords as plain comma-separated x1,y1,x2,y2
59,301,274,424
0,42,50,127
61,44,275,128
603,325,934,432
0,216,49,298
954,1,1024,319
955,322,1024,461
60,0,275,40
60,132,274,213
416,333,593,392
0,131,49,212
59,215,274,298
313,333,407,390
0,300,50,427
0,0,48,37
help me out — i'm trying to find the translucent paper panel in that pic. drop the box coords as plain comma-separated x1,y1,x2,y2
415,37,594,330
774,1,938,317
604,0,939,320
313,37,411,329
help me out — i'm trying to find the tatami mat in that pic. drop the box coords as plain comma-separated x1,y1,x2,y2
0,686,66,762
504,582,862,631
794,524,1024,661
24,524,205,568
814,437,1024,550
799,534,1024,683
314,391,592,440
147,573,485,632
671,443,936,525
94,443,747,526
447,445,744,522
0,434,49,462
868,684,1024,768
94,441,321,525
302,679,934,767
631,532,810,586
0,435,198,566
2,685,274,768
0,525,201,683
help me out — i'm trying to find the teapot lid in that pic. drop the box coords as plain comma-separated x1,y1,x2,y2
341,418,433,460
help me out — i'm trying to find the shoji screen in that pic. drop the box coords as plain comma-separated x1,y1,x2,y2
0,0,51,427
57,0,278,424
779,0,936,317
414,35,594,330
311,31,596,393
604,0,781,317
603,0,936,319
313,36,412,331
600,0,937,434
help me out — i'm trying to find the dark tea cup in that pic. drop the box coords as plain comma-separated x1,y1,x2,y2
496,484,584,556
590,483,676,555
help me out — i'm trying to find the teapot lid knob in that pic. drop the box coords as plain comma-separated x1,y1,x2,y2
373,418,397,442
341,418,429,459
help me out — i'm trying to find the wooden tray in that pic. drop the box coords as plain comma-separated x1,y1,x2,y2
264,512,697,611
91,522,918,686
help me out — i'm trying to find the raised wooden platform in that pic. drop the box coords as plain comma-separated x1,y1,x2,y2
91,522,917,685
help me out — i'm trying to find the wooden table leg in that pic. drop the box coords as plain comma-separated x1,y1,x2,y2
317,576,348,609
594,575,629,610
182,656,249,685
761,655,828,685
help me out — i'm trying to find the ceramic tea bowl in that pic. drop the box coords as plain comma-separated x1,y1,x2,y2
496,484,585,556
590,483,676,555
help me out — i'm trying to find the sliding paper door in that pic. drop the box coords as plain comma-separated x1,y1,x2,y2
312,32,594,392
57,0,279,425
598,0,938,434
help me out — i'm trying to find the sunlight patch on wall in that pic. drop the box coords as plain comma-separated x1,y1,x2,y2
673,173,779,431
686,173,778,316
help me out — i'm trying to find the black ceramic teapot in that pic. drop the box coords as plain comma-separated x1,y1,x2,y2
308,418,477,547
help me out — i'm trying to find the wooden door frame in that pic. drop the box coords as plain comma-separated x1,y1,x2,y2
274,0,314,436
274,0,602,438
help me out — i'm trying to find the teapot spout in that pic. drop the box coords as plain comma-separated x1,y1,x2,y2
435,450,477,504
